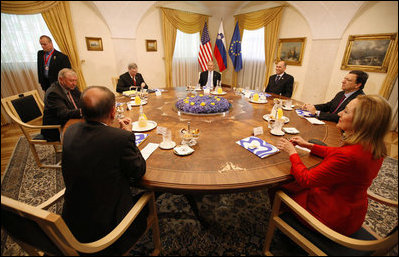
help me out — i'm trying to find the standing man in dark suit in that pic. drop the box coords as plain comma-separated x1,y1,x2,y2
62,86,147,254
265,61,294,97
302,70,368,123
198,60,221,89
116,63,149,93
37,35,71,92
41,68,82,141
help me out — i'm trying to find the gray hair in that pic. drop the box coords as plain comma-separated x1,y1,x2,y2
39,35,52,42
128,63,138,70
58,68,77,79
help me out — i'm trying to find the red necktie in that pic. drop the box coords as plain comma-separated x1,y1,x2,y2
332,95,346,114
67,91,78,109
133,77,136,86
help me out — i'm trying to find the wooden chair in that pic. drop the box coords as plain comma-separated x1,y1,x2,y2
263,190,398,256
112,76,119,90
1,190,161,256
291,81,298,98
1,90,62,169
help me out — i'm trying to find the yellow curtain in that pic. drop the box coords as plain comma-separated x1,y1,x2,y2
379,34,398,98
161,7,208,88
1,1,86,91
232,6,285,89
41,1,86,91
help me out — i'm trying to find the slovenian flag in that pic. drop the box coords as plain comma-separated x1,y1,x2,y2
214,21,227,72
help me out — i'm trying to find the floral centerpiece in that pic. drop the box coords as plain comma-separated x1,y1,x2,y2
176,94,230,114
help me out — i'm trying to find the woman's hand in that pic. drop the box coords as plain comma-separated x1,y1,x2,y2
277,138,297,156
289,136,314,149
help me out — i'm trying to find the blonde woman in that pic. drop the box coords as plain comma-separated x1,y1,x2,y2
276,95,392,236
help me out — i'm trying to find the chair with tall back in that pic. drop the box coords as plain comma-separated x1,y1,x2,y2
1,190,161,255
263,190,398,256
1,90,62,169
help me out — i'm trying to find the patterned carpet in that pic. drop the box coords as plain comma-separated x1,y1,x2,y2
1,137,398,256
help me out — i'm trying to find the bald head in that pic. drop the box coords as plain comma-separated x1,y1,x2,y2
81,86,115,121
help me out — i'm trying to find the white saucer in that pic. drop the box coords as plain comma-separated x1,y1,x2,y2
159,141,176,150
127,100,147,107
132,120,157,132
249,99,268,104
263,114,290,123
270,129,285,136
211,91,227,95
173,145,195,156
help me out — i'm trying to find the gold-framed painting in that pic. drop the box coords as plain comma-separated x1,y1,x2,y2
85,37,103,51
341,33,397,73
146,40,157,52
277,37,306,66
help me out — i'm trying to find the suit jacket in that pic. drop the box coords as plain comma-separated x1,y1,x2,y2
62,121,147,253
265,73,294,97
198,70,221,88
37,49,71,91
284,144,382,236
116,72,148,93
41,82,81,141
315,89,365,122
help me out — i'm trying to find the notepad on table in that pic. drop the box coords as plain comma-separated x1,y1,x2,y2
305,117,325,125
236,136,279,158
135,133,149,146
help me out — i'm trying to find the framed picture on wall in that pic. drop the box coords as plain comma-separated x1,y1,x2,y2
85,37,103,51
146,40,157,52
341,33,396,73
277,37,306,66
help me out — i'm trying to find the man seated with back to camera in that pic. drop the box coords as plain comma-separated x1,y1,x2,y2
41,68,82,142
116,63,149,93
61,85,148,255
302,70,368,123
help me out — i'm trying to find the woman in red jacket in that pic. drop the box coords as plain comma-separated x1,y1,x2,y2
276,95,392,236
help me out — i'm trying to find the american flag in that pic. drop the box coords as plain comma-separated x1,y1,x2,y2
198,22,213,72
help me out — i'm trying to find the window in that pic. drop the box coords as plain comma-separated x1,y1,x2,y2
172,29,201,87
237,27,266,91
1,13,59,63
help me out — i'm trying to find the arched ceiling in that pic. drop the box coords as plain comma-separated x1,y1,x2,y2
91,1,366,40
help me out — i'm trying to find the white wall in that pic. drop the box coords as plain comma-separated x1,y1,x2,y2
69,1,117,91
68,1,398,104
327,1,398,102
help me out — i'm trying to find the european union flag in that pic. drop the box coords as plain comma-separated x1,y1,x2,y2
229,22,242,72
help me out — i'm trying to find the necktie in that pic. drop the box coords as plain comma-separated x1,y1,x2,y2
275,75,281,83
332,95,346,114
67,91,78,110
133,77,136,87
207,71,213,88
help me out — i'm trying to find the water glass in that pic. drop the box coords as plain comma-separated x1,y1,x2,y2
162,129,172,144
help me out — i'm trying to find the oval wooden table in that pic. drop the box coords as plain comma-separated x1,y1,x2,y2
114,87,342,194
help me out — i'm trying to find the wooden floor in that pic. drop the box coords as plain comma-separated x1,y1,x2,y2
1,122,398,177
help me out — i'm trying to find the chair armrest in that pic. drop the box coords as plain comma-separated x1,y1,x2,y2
367,190,398,207
60,191,155,253
37,188,66,210
275,190,393,251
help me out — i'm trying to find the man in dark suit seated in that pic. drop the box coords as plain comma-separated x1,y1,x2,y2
37,35,71,92
265,60,294,97
116,63,149,93
41,68,82,142
62,86,148,254
302,70,368,123
198,60,221,89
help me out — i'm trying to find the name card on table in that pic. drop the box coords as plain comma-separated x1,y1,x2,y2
155,89,162,96
236,136,280,158
141,143,159,160
253,126,263,136
305,117,325,125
